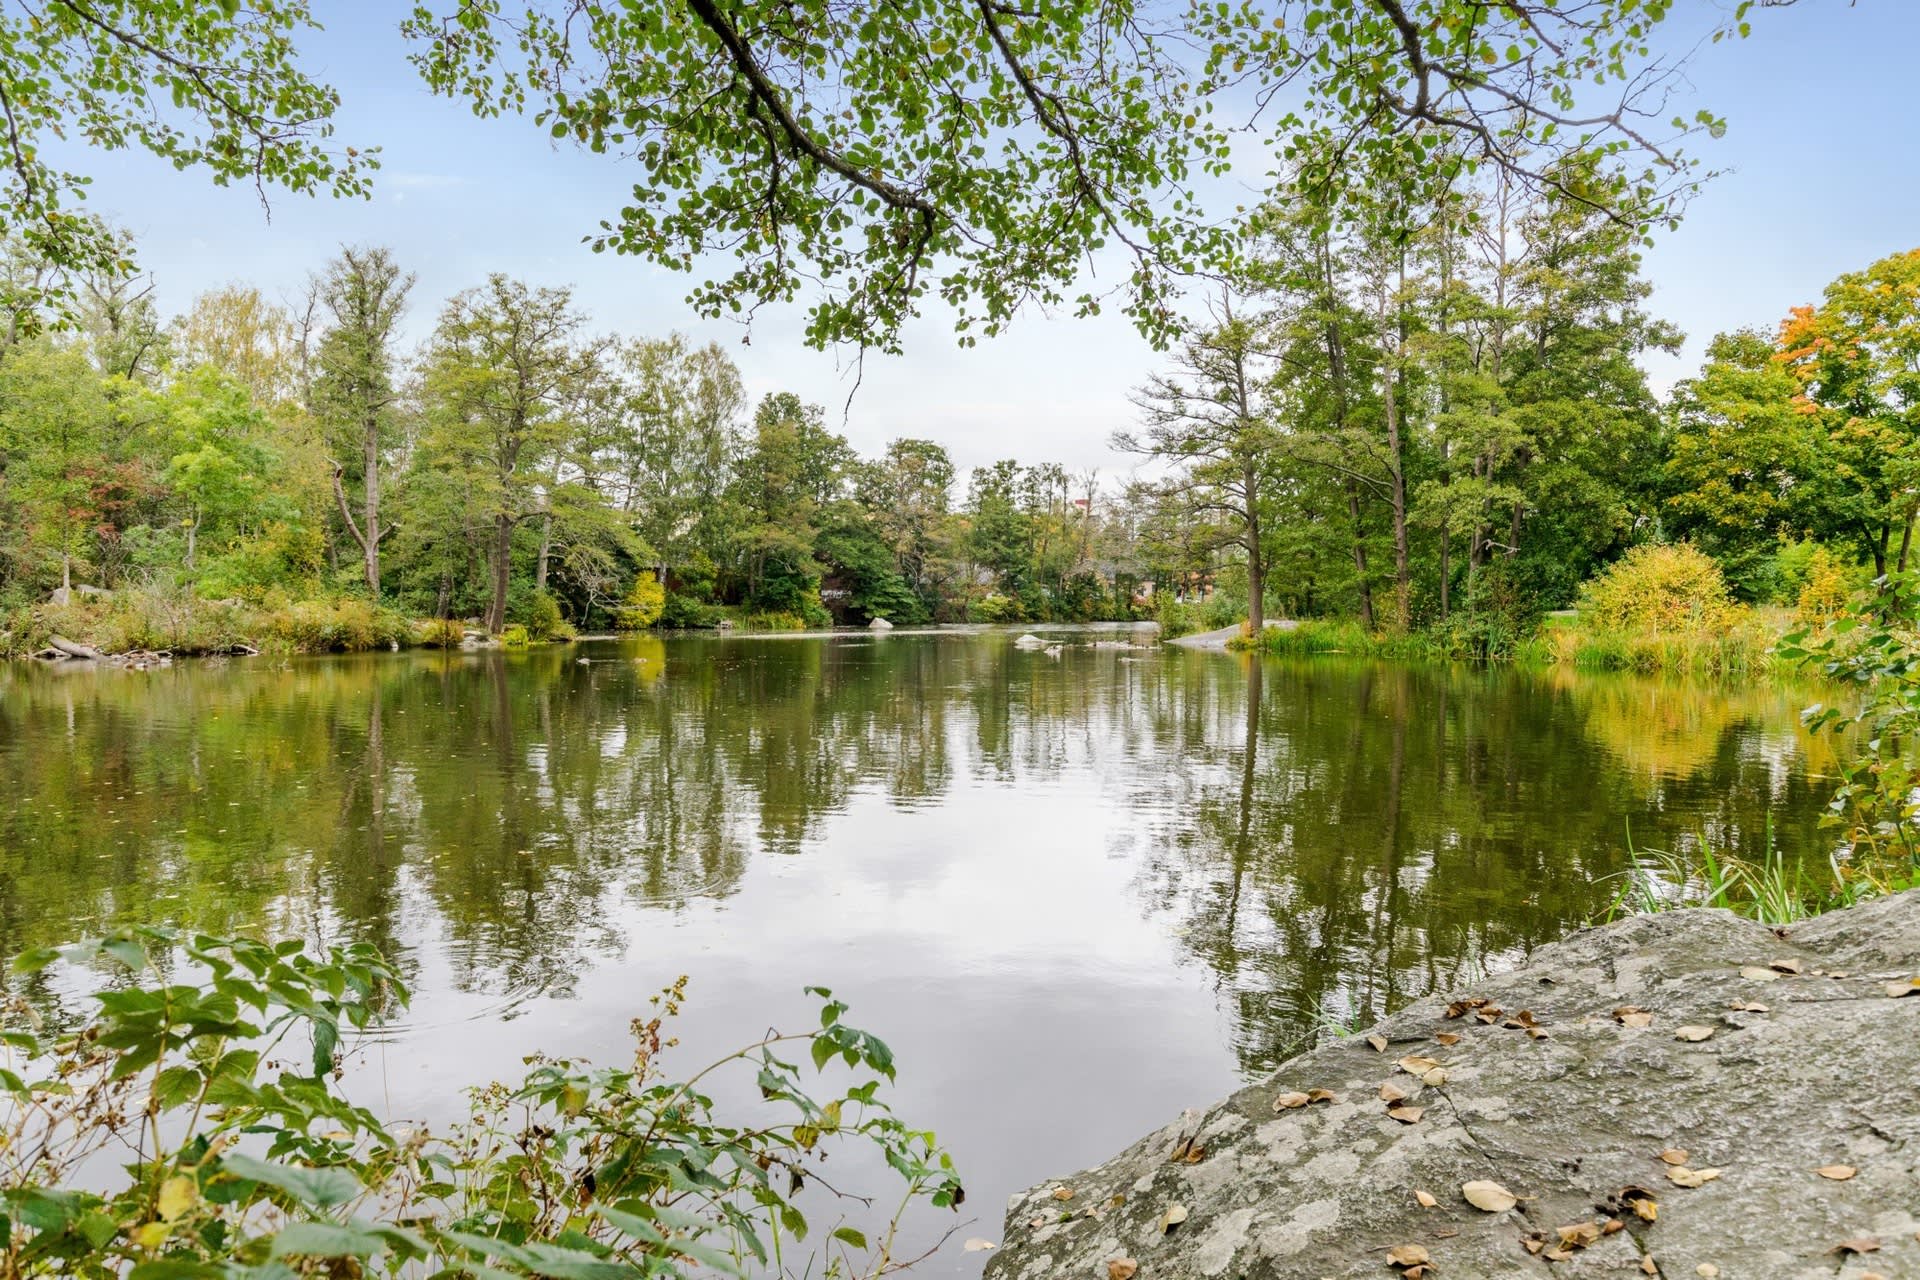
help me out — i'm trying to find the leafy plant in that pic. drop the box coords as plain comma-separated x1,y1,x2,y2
0,929,963,1279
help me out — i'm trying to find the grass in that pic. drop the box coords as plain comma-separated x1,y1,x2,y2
1233,619,1447,662
1604,820,1911,926
1541,614,1783,678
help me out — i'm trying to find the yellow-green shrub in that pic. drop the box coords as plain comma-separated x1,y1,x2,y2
1578,544,1741,634
616,570,666,629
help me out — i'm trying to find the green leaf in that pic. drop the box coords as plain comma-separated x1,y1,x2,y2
219,1153,361,1208
268,1221,385,1259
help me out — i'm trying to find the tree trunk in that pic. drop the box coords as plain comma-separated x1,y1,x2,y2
487,514,513,634
362,419,381,597
1245,468,1265,636
185,518,197,573
1899,505,1917,576
1347,480,1375,630
536,511,552,592
1383,372,1411,631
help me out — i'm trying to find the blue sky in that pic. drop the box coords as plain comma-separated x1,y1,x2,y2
73,0,1919,477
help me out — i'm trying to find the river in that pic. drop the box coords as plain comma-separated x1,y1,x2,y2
0,626,1840,1272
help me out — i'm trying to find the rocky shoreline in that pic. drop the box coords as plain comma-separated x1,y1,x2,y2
986,893,1920,1279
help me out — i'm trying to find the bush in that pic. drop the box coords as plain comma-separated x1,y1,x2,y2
500,623,532,648
1578,543,1741,634
508,585,566,641
418,616,466,648
265,598,410,654
659,591,721,629
616,570,667,629
1794,546,1856,623
0,927,962,1280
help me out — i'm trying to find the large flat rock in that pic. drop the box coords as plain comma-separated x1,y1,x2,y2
987,892,1920,1280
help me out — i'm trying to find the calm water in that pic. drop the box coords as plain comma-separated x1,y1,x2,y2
0,628,1841,1269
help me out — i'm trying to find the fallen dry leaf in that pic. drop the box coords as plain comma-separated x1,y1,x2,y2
1444,998,1491,1020
1435,1032,1461,1046
1641,1259,1658,1276
1557,1221,1601,1249
1414,1189,1438,1208
1696,1265,1719,1278
1659,1149,1690,1166
1621,1186,1659,1222
1386,1244,1431,1268
1828,1237,1880,1256
1739,965,1780,983
962,1238,997,1253
1727,1001,1770,1012
1885,978,1920,998
1050,1187,1074,1201
1157,1204,1188,1235
1379,1082,1408,1103
1397,1055,1442,1075
1307,1089,1338,1104
1666,1166,1722,1189
1613,1006,1654,1028
1526,1026,1550,1039
1107,1259,1138,1280
1815,1164,1857,1181
1674,1025,1716,1042
1168,1136,1205,1165
1769,957,1804,975
1366,1034,1389,1052
1272,1091,1309,1111
1462,1180,1518,1213
1387,1105,1425,1124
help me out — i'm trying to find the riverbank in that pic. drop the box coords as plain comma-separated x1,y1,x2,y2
0,590,589,661
986,889,1920,1280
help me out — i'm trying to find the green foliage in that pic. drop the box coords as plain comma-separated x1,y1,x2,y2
1783,595,1920,890
616,571,667,629
0,929,961,1279
0,4,371,329
508,585,566,641
418,617,465,648
1605,828,1833,927
500,623,532,648
265,599,411,654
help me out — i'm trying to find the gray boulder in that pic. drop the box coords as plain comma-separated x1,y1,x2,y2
987,892,1920,1280
869,617,895,631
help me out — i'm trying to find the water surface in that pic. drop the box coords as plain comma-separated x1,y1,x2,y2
0,629,1839,1269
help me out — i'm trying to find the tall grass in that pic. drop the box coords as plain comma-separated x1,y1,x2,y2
1543,615,1782,678
1236,619,1445,661
1604,820,1898,926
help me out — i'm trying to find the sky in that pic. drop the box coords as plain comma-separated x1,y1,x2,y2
67,0,1920,480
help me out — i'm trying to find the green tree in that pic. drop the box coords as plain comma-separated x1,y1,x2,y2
159,369,280,574
1665,330,1824,595
311,246,415,599
1779,248,1920,578
728,393,850,615
417,275,603,633
1122,299,1283,633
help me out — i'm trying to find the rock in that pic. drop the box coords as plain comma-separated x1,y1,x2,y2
869,617,895,631
986,892,1920,1280
1014,634,1048,649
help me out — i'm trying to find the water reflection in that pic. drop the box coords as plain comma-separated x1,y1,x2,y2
0,633,1835,1073
0,632,1845,1271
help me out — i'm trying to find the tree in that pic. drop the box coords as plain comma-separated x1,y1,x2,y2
159,370,280,574
403,0,1750,351
417,275,602,633
1123,298,1281,632
0,0,371,325
1665,330,1824,595
1778,248,1920,578
311,247,414,599
857,438,956,609
173,285,302,407
728,392,850,615
0,342,119,589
